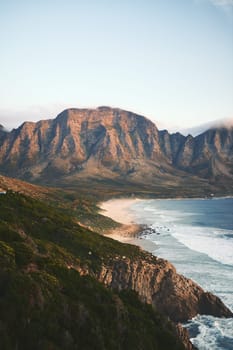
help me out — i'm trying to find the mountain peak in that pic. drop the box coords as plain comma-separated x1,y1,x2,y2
0,107,232,194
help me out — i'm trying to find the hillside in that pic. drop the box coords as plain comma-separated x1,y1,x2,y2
0,175,118,234
0,107,232,196
0,190,185,350
0,182,232,349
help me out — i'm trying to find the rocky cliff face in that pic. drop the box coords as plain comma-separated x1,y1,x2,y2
173,128,233,179
96,254,232,323
159,127,233,180
0,107,232,189
0,108,172,179
95,253,232,350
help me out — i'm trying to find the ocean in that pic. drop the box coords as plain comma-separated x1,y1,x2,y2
128,198,233,350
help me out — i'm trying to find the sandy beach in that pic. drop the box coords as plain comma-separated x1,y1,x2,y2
99,198,157,253
100,198,142,225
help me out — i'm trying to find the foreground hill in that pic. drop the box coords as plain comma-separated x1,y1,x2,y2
0,179,232,349
0,174,118,234
0,190,185,350
0,107,232,195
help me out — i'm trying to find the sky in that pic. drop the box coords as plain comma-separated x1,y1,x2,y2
0,0,233,131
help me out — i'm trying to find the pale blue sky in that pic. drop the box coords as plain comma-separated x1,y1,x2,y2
0,0,233,130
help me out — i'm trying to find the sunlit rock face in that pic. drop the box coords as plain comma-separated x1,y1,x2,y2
0,107,232,186
172,127,233,178
97,255,233,323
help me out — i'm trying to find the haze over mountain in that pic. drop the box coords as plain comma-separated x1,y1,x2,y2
180,118,233,137
0,107,232,195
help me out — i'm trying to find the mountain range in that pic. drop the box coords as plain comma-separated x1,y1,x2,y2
0,107,232,195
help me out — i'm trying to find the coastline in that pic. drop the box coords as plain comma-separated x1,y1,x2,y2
99,198,157,253
100,196,233,350
99,195,233,252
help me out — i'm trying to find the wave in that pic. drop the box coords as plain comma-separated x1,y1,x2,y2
185,315,233,350
169,225,233,266
131,202,233,266
130,199,233,350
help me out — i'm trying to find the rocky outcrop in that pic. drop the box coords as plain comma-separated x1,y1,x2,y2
176,324,197,350
97,255,233,323
95,253,232,350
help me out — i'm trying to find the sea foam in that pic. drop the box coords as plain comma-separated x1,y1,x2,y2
129,198,233,350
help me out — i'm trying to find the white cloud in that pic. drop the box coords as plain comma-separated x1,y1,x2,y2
211,0,233,6
194,0,233,11
212,0,233,6
208,0,233,8
0,104,67,130
209,0,233,17
192,0,233,19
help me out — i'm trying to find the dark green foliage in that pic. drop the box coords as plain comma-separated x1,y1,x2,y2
0,221,23,243
0,192,185,350
0,191,144,272
56,189,120,233
12,242,34,267
0,241,15,268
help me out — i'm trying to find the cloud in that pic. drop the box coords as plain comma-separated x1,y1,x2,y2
206,0,233,8
194,0,233,11
209,0,233,17
210,0,233,9
193,0,233,17
211,0,233,6
0,104,67,130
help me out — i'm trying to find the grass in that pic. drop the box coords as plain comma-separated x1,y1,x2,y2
0,191,185,349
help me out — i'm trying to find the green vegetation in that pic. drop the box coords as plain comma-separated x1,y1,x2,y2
0,191,185,350
54,189,120,233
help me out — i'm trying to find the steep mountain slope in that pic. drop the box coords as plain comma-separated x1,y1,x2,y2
0,174,120,234
0,107,232,194
188,127,233,179
0,107,172,178
0,189,232,349
0,191,187,350
166,127,233,179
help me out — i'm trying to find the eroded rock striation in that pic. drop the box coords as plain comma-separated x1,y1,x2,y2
0,107,232,192
95,253,232,349
97,254,232,323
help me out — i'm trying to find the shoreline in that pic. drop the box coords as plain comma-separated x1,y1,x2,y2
99,195,233,253
99,198,143,225
99,198,157,253
100,196,233,350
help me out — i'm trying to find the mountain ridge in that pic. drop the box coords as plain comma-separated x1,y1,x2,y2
0,107,232,195
180,117,233,137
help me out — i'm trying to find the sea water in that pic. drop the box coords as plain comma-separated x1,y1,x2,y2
129,198,233,350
